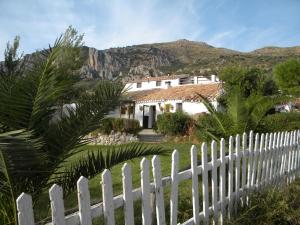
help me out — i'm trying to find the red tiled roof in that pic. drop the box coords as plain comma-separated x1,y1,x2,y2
126,83,221,102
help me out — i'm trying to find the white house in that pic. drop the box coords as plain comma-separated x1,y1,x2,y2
112,74,222,128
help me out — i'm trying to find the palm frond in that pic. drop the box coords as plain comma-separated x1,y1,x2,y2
197,93,227,135
53,143,168,194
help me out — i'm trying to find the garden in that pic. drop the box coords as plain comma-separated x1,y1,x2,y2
1,27,300,225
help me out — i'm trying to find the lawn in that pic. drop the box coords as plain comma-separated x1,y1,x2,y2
34,142,201,224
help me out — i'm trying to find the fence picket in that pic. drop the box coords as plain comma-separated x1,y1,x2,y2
228,136,234,217
202,143,210,225
15,130,300,225
256,134,265,188
220,138,226,225
247,131,254,192
266,133,274,185
261,133,269,187
140,158,152,225
49,184,66,225
211,141,218,224
288,132,293,183
292,131,297,181
235,135,241,214
152,155,166,225
16,193,35,225
122,163,134,225
102,169,115,225
241,133,247,205
170,150,179,225
251,134,260,188
77,176,92,225
191,145,200,225
279,132,286,182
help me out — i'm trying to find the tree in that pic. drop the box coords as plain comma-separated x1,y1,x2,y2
196,87,289,141
219,65,278,97
0,27,165,224
273,58,300,96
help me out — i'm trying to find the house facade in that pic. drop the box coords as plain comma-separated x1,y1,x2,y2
111,74,222,129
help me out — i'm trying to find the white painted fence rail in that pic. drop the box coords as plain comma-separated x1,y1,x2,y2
17,130,300,225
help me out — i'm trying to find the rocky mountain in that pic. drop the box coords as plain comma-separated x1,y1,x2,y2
79,39,300,80
15,39,300,80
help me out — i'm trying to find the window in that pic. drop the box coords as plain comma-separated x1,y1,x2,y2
120,106,127,115
165,81,171,87
176,103,183,112
137,82,142,88
156,81,161,86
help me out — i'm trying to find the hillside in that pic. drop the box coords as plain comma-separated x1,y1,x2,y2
21,39,300,80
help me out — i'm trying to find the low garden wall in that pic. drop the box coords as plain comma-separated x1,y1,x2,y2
88,130,139,145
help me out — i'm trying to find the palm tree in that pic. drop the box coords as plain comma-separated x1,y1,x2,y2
196,87,290,141
0,27,165,224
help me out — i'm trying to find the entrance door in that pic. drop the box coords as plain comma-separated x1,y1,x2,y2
150,105,156,128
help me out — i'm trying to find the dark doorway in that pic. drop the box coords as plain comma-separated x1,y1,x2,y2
143,116,149,128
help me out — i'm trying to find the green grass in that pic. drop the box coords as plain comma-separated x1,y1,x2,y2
34,142,201,224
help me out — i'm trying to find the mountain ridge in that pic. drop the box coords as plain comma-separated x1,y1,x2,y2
20,39,300,80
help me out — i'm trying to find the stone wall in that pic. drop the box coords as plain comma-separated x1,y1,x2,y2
88,131,139,145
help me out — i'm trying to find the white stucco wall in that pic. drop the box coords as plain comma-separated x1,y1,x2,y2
125,78,181,92
133,100,218,127
124,75,219,92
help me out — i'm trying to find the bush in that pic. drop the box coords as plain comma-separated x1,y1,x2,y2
98,117,141,135
155,112,194,136
225,179,300,225
257,112,300,133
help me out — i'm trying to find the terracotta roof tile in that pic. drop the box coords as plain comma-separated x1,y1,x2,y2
126,83,221,102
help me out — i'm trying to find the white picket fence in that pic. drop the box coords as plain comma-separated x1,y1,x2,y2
17,130,300,225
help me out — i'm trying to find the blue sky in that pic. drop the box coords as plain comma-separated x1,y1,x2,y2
0,0,300,60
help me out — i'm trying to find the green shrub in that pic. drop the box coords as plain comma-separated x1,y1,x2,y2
156,112,194,136
257,112,300,133
225,179,300,225
98,117,141,135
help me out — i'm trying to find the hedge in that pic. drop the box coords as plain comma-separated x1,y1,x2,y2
98,117,141,135
155,112,194,136
257,112,300,133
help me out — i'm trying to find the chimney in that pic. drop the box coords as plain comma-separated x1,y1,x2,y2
211,74,216,82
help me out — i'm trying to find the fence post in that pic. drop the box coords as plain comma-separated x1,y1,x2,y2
16,193,35,225
102,169,115,225
140,158,152,225
220,138,226,225
211,141,218,224
170,150,179,225
202,143,209,225
152,156,166,225
77,176,92,225
228,136,234,217
122,163,135,225
191,145,200,225
235,135,241,214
